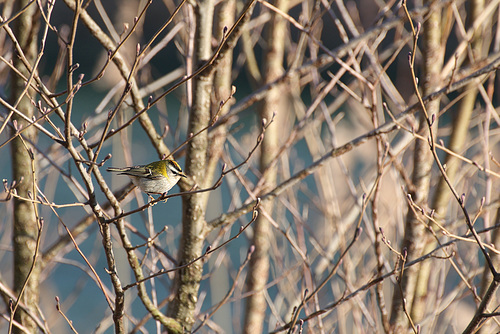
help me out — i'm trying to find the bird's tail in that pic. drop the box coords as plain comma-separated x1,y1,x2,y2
106,167,129,173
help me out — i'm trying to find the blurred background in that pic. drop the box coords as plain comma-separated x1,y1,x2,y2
0,0,499,333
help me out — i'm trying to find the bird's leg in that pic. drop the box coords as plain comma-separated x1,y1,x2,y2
147,193,157,206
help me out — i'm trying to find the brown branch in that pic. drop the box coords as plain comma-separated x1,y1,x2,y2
123,200,259,290
271,224,500,333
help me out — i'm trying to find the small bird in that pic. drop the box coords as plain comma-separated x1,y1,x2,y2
107,159,187,196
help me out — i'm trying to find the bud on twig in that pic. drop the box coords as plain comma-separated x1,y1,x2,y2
247,245,255,258
69,63,79,73
55,296,60,311
430,113,436,126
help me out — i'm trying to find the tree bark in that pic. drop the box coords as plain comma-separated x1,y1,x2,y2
9,1,40,333
390,3,444,331
243,0,288,332
167,0,214,331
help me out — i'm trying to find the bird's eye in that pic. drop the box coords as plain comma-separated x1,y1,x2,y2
169,164,182,175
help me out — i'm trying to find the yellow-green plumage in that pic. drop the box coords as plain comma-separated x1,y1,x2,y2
107,159,186,195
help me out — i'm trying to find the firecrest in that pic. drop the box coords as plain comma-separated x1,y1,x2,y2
107,159,187,195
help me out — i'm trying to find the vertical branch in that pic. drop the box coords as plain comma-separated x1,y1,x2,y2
243,0,288,332
369,89,391,333
409,0,446,325
431,0,485,245
390,2,444,331
9,1,40,333
478,23,499,332
203,0,236,204
167,0,215,330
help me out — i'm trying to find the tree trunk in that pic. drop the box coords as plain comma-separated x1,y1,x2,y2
167,0,214,331
10,1,40,333
390,3,444,331
243,0,288,332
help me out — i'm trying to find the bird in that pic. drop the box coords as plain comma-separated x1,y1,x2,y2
107,159,187,197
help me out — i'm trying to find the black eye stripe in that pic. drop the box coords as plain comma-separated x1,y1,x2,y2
168,161,183,174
